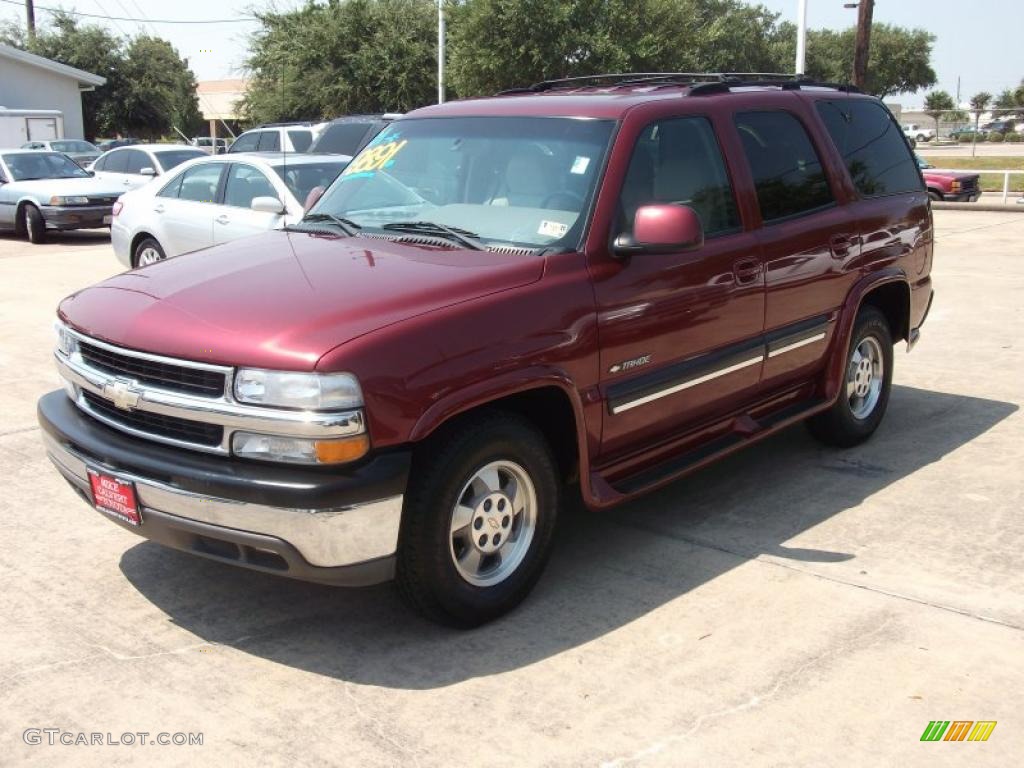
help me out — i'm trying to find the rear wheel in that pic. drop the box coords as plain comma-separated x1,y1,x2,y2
133,237,166,268
396,412,560,627
24,205,46,244
807,306,893,448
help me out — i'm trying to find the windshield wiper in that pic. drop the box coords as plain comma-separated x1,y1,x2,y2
381,221,485,251
297,212,361,236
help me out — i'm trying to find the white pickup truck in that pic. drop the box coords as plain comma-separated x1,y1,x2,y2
902,123,935,142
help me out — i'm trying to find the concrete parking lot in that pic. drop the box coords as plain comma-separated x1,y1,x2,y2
1,212,1022,766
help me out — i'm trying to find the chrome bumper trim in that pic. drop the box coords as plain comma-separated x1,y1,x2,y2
43,432,402,568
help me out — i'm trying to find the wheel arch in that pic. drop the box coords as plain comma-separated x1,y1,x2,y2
129,231,158,265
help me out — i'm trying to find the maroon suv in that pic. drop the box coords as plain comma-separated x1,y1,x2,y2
39,74,934,626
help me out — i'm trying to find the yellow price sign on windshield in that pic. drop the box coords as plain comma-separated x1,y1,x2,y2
342,139,408,176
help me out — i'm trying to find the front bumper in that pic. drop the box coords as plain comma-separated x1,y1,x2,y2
946,190,981,203
41,204,113,230
38,390,409,586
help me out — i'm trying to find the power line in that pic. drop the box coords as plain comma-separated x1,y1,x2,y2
0,0,257,23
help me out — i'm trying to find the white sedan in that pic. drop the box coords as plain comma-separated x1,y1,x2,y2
110,152,351,268
89,144,207,192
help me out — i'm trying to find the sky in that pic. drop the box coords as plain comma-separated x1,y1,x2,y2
1,0,1020,109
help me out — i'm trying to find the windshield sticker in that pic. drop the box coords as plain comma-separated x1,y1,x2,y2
538,220,569,238
571,156,591,175
342,139,408,176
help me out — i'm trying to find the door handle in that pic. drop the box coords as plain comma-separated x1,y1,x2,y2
830,234,853,258
733,258,761,284
215,215,230,225
153,204,164,214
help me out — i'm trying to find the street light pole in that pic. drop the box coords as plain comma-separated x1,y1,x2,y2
795,0,808,75
25,0,35,41
852,0,875,90
437,0,446,104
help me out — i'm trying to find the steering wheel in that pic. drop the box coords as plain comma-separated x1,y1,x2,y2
541,190,584,210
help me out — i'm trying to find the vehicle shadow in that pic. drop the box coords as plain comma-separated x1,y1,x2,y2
119,385,1016,689
0,229,110,248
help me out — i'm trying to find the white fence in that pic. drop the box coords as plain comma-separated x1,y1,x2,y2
929,168,1024,204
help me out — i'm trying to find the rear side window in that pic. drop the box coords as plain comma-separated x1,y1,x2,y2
229,132,260,153
311,123,371,154
287,130,313,152
816,100,923,197
735,111,833,222
257,131,281,151
619,117,740,236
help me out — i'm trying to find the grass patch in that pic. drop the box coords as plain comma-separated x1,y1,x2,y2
922,156,1024,192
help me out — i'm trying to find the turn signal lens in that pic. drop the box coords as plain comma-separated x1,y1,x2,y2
112,201,123,217
314,434,370,464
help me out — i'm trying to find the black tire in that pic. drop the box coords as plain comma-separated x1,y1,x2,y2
132,237,166,268
807,305,894,448
24,204,46,244
396,412,560,627
928,190,942,202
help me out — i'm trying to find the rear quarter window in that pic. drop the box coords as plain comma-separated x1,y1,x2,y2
311,123,372,155
816,99,923,197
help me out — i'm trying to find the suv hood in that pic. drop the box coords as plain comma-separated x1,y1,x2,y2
59,230,546,370
9,176,125,198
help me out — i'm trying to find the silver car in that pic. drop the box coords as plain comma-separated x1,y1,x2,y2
0,150,127,243
21,139,102,168
110,151,351,267
89,144,207,192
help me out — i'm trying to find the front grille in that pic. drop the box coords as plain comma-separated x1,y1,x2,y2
959,176,978,191
82,390,224,447
80,342,226,397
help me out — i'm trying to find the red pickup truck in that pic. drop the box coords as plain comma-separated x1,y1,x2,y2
40,74,934,626
917,156,981,202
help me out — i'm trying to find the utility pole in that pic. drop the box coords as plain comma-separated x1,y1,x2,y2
795,0,808,75
852,0,874,90
25,0,36,41
437,0,445,104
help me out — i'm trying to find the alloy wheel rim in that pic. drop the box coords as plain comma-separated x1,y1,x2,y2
847,335,884,420
449,460,537,587
137,247,162,266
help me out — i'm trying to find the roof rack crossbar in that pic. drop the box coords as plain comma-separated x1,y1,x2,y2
688,78,860,96
496,72,857,96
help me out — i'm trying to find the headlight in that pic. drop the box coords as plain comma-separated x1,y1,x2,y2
231,432,370,464
54,320,79,357
49,195,90,205
233,369,363,410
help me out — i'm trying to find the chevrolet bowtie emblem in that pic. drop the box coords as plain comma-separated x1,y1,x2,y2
103,379,141,411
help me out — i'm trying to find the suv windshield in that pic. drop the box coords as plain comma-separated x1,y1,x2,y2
310,117,614,249
2,152,91,181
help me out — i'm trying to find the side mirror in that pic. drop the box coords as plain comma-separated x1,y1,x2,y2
612,203,704,257
251,196,286,215
139,167,157,176
303,185,326,212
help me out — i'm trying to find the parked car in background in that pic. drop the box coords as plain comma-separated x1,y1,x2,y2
901,123,934,142
97,138,141,152
916,155,981,202
20,139,101,167
43,75,934,625
0,150,125,242
190,136,229,155
89,144,206,191
228,123,322,154
111,151,351,267
981,119,1016,134
949,126,987,141
308,113,401,155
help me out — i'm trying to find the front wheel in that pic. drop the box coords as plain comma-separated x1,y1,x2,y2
396,412,560,627
807,306,893,448
928,190,942,202
24,205,46,244
133,237,166,268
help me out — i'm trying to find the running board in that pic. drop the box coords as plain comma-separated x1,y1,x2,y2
605,397,829,498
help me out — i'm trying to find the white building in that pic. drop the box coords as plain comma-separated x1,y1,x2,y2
0,43,105,140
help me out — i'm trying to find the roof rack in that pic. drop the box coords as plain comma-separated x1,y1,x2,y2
497,72,859,96
255,121,317,128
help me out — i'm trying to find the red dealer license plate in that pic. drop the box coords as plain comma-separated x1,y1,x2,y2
87,469,141,526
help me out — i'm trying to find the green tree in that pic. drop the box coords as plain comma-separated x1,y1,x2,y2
0,14,201,140
242,0,437,122
923,90,954,136
447,0,791,96
796,23,936,98
970,91,992,125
